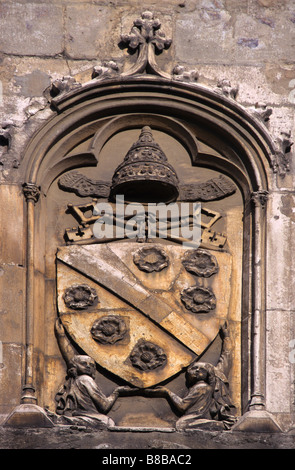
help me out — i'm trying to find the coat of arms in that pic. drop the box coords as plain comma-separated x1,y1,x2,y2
52,126,237,429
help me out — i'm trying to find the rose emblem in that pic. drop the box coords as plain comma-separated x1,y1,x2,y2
129,340,167,371
182,249,219,277
133,246,169,273
63,284,98,310
91,316,127,345
181,285,216,313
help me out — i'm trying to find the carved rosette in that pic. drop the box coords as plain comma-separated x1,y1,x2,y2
129,340,167,371
90,316,127,345
182,249,219,277
63,284,98,310
133,246,169,273
181,285,216,313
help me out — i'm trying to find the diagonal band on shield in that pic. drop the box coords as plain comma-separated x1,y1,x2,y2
56,244,210,356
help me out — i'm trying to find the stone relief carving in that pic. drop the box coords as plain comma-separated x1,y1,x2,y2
22,182,41,204
52,319,235,430
144,323,236,431
56,242,233,392
110,126,179,202
91,316,128,345
249,102,273,125
63,284,98,310
133,246,169,273
179,174,236,202
58,171,110,198
63,199,227,249
251,190,269,209
92,61,120,81
172,65,199,83
52,116,237,428
272,130,293,176
2,6,285,435
59,168,235,203
47,320,131,428
181,285,216,314
215,79,239,100
129,340,167,371
46,75,82,99
120,11,172,78
182,249,219,277
47,48,240,427
58,127,234,248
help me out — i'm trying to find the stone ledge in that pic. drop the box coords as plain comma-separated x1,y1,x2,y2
1,426,295,449
108,426,176,433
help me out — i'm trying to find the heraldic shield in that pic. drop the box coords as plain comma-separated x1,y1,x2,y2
56,242,232,388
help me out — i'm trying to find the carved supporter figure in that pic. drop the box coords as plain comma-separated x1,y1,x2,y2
48,319,131,428
144,323,236,430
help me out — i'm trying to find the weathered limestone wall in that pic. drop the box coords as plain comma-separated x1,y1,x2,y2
0,0,295,442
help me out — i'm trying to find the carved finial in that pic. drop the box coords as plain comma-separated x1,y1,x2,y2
137,125,154,143
120,11,172,78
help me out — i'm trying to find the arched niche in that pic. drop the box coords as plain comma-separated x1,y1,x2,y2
16,75,281,431
22,76,274,193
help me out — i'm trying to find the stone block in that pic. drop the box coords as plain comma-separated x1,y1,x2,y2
2,404,54,428
0,185,24,266
233,10,295,64
176,7,295,66
266,193,294,311
266,310,291,413
14,70,51,98
175,9,234,65
0,343,23,408
232,410,282,433
64,5,113,60
0,3,63,56
0,265,25,343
